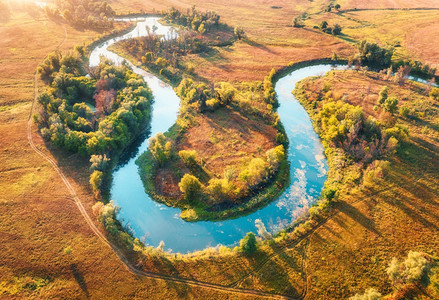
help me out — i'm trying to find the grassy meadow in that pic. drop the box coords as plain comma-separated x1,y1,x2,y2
1,0,438,298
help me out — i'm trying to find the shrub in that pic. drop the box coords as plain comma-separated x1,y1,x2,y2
399,106,410,117
179,149,198,167
387,251,429,285
90,154,110,171
239,232,257,255
430,87,439,100
383,96,399,115
90,170,103,197
349,288,382,300
377,86,388,105
205,98,220,111
179,174,202,201
266,145,285,173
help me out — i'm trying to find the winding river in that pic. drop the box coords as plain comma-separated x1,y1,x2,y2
90,17,345,253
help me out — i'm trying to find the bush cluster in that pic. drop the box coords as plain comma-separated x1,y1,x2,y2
162,6,220,34
45,0,115,30
36,49,153,197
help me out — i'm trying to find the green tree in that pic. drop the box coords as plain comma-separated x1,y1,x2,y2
90,170,103,198
179,150,198,167
148,133,171,165
357,40,393,69
430,87,439,100
179,174,202,201
377,86,389,105
239,232,257,255
234,26,245,40
293,16,304,28
320,20,328,29
332,24,342,35
383,96,398,115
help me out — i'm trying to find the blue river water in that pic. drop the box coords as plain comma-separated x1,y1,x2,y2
90,17,344,253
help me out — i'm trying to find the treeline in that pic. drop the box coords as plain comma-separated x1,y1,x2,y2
174,77,280,127
45,0,115,30
35,48,153,198
351,40,437,80
162,6,220,34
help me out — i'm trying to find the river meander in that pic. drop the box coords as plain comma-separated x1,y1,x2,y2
90,16,345,253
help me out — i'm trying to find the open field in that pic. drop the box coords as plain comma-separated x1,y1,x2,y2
1,0,439,298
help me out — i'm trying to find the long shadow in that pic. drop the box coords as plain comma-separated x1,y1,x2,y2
245,250,302,298
335,201,381,236
243,38,275,54
70,263,89,298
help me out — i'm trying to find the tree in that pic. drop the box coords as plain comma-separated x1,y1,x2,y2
332,24,342,35
349,288,382,300
179,149,198,167
357,40,393,69
90,154,110,171
148,133,172,165
383,96,398,115
335,4,341,10
155,57,169,68
387,251,429,285
266,145,285,173
178,174,202,201
198,23,206,34
293,16,304,28
90,170,103,198
94,89,116,116
215,82,236,105
63,246,73,256
320,21,328,29
239,232,257,255
429,87,439,100
234,26,245,40
377,86,388,105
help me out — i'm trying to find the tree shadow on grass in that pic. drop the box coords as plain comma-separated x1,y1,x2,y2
242,38,276,54
70,263,89,298
335,201,381,237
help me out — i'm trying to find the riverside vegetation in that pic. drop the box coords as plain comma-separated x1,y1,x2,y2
3,0,439,298
35,46,153,199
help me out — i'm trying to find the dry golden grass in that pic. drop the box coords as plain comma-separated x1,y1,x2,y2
1,0,439,298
